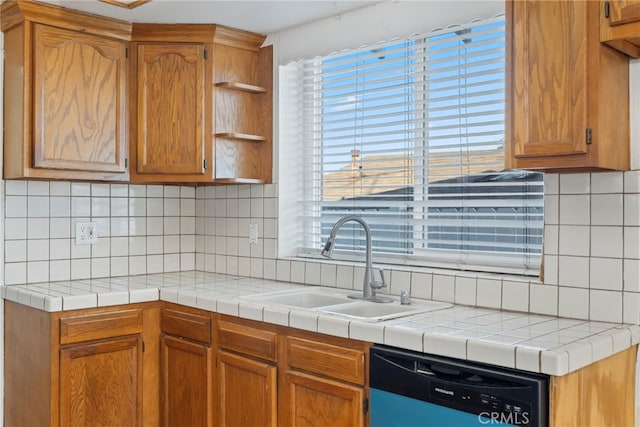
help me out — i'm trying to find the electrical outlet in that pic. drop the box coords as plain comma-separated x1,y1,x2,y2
249,223,259,245
76,221,98,245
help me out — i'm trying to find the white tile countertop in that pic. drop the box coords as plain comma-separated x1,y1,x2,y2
2,271,639,377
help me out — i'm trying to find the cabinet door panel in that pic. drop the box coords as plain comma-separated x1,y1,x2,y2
285,371,364,427
33,24,127,173
607,0,640,26
59,335,142,427
161,335,212,427
218,350,277,427
510,0,588,158
136,43,205,175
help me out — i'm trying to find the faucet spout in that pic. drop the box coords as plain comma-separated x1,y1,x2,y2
321,215,392,303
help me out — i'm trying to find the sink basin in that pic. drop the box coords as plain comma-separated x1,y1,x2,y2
241,287,452,321
242,287,353,309
318,299,452,322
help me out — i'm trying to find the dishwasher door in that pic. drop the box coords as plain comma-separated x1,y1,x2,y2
370,345,548,427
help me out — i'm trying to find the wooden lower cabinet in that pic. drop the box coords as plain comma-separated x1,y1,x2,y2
284,371,364,427
6,299,638,427
160,304,213,427
214,315,370,427
217,350,278,426
4,300,160,427
60,336,143,427
161,335,213,427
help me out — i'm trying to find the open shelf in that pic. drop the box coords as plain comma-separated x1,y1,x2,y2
215,82,267,94
214,132,266,142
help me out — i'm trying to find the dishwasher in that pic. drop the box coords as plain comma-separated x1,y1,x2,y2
370,345,548,427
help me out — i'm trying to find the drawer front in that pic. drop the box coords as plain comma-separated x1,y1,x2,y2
217,319,277,362
60,309,144,345
286,337,365,385
162,308,211,344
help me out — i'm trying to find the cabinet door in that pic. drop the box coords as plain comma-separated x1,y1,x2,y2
161,335,213,427
136,43,206,176
606,0,640,26
283,371,364,427
59,335,142,427
509,0,589,160
217,350,277,427
33,24,127,174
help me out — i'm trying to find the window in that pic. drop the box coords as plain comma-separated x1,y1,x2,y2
280,15,543,275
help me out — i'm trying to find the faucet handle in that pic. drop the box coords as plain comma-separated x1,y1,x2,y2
370,268,387,289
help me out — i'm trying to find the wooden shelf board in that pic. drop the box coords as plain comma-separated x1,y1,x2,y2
215,132,266,142
215,177,266,184
214,82,267,94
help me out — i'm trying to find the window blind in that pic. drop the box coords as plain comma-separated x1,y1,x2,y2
285,15,543,275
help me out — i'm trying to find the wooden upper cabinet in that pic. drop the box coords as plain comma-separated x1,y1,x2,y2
213,27,273,184
2,1,130,181
132,42,210,181
33,25,127,174
506,0,630,171
606,0,640,25
601,0,640,57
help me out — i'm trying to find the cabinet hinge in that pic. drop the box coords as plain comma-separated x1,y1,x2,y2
605,1,610,18
203,159,208,169
363,397,369,414
204,49,208,60
142,341,145,353
125,158,128,168
125,47,129,58
586,128,593,145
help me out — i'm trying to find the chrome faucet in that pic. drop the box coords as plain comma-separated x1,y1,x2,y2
321,215,393,303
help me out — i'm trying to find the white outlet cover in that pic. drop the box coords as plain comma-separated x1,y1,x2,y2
76,221,98,245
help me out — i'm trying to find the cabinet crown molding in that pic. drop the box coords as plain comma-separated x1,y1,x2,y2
1,0,132,40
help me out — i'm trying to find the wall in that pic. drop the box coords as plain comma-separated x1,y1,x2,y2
3,181,198,284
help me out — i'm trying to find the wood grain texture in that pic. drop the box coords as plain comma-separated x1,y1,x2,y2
217,350,278,427
132,23,217,43
607,0,640,26
59,336,143,427
60,308,143,345
549,345,637,427
161,335,213,427
506,0,630,171
3,24,28,180
4,301,56,427
601,0,640,56
217,318,279,362
34,25,127,173
286,337,365,386
136,43,206,175
213,41,273,182
213,25,266,51
142,302,162,426
0,0,132,39
214,44,259,84
284,371,364,427
162,305,211,344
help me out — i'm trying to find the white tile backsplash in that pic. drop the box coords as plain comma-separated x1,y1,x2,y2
7,171,640,324
4,181,196,284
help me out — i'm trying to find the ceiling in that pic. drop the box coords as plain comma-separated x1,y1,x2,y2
37,0,382,35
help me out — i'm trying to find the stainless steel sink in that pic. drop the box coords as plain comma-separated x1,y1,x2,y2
240,287,452,321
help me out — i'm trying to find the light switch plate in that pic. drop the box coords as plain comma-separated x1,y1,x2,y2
249,223,259,245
